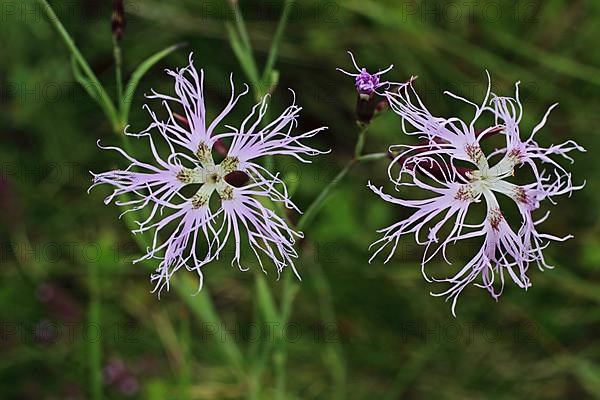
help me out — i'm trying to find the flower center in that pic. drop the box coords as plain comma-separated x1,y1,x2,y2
207,172,220,184
356,69,380,95
182,143,249,208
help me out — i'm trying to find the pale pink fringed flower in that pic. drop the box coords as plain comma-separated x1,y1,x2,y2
91,54,327,293
370,73,585,315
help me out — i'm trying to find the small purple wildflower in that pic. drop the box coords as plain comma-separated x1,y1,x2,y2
91,54,328,294
370,72,585,315
337,51,417,124
336,51,396,97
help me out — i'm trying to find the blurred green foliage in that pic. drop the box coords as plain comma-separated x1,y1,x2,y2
0,0,599,399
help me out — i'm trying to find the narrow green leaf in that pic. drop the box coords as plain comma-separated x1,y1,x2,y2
70,56,100,102
574,359,600,398
35,0,119,129
121,43,185,125
255,272,279,323
262,0,295,85
173,274,246,375
226,23,262,96
297,162,355,231
228,0,253,53
88,261,102,400
269,70,280,92
488,29,600,87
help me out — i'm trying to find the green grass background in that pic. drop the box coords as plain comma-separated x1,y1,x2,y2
1,0,599,398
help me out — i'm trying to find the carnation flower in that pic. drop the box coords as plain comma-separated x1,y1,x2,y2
370,73,585,315
91,54,327,293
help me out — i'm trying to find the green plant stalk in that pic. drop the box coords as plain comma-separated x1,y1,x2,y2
178,311,192,400
229,0,253,54
356,152,388,162
36,0,119,129
354,123,369,158
311,261,346,400
298,162,354,231
113,36,124,108
262,0,295,85
173,274,246,378
249,271,288,399
273,271,298,399
298,124,378,231
260,123,373,398
247,272,277,400
247,270,298,400
120,43,185,126
267,123,379,398
245,322,265,400
290,125,374,397
255,272,279,322
120,199,248,383
226,2,262,97
293,129,385,397
88,262,102,400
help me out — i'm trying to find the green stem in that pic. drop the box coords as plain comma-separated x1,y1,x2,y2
356,152,388,162
113,36,124,110
122,198,249,388
354,123,369,158
88,262,102,400
229,0,253,53
298,161,355,231
227,1,262,97
312,262,346,400
249,273,274,400
297,152,387,231
178,310,192,400
249,268,298,400
36,0,119,128
274,271,298,400
297,125,380,231
262,0,295,85
173,275,246,378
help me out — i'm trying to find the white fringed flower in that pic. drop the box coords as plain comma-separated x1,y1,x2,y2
92,54,327,293
371,73,585,315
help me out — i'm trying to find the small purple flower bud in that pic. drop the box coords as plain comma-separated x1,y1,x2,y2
337,51,395,97
355,69,381,97
338,51,415,123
